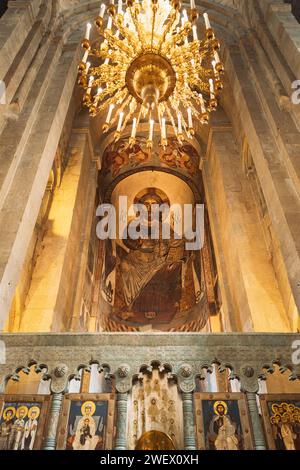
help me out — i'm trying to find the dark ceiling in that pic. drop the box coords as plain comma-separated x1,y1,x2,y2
0,0,8,18
285,0,300,22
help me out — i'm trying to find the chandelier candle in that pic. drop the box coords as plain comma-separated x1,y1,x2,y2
148,118,155,148
105,104,115,126
99,4,106,17
177,113,183,136
192,25,198,41
78,0,224,146
129,117,138,145
85,22,92,40
203,12,211,30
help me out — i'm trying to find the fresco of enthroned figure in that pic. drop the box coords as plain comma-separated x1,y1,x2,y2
99,183,221,332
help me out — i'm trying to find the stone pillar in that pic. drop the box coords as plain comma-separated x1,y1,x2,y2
43,392,63,450
246,392,267,450
182,392,196,450
51,126,97,332
43,363,68,450
0,40,80,331
240,365,267,450
114,392,128,450
204,127,291,332
178,364,196,450
226,40,300,330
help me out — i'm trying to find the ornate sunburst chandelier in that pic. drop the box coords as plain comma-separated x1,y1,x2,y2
78,0,224,148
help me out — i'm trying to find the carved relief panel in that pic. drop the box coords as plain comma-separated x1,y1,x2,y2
127,369,183,450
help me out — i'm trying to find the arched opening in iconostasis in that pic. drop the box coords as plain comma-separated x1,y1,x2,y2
127,366,183,450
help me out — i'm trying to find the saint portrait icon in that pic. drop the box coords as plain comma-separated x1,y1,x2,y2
0,399,47,451
58,394,115,451
260,395,300,450
194,393,253,450
205,400,241,450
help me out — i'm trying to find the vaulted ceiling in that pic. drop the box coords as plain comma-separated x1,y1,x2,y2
57,0,240,12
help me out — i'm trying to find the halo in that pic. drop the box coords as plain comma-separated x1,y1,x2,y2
2,406,16,420
16,405,28,419
213,401,228,416
81,401,96,417
271,403,280,414
28,406,40,419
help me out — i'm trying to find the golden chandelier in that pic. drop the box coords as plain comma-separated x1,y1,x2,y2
78,0,224,148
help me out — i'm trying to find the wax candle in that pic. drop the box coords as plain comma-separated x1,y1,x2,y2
106,104,115,123
192,25,198,41
118,0,123,14
149,119,154,141
99,4,106,17
161,118,167,140
209,78,214,95
107,17,112,29
203,13,211,29
187,107,193,128
177,113,182,134
82,50,89,64
117,112,124,131
131,118,137,138
85,22,92,40
214,50,220,63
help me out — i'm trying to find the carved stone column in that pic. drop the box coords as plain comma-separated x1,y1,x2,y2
114,364,131,450
178,364,196,450
43,392,63,450
43,364,68,450
240,365,267,450
114,392,129,450
246,391,266,450
182,392,196,450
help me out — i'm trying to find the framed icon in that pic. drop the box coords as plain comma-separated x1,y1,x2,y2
56,393,115,450
194,392,253,450
0,394,50,450
260,394,300,450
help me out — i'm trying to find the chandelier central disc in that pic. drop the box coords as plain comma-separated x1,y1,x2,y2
125,53,176,108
